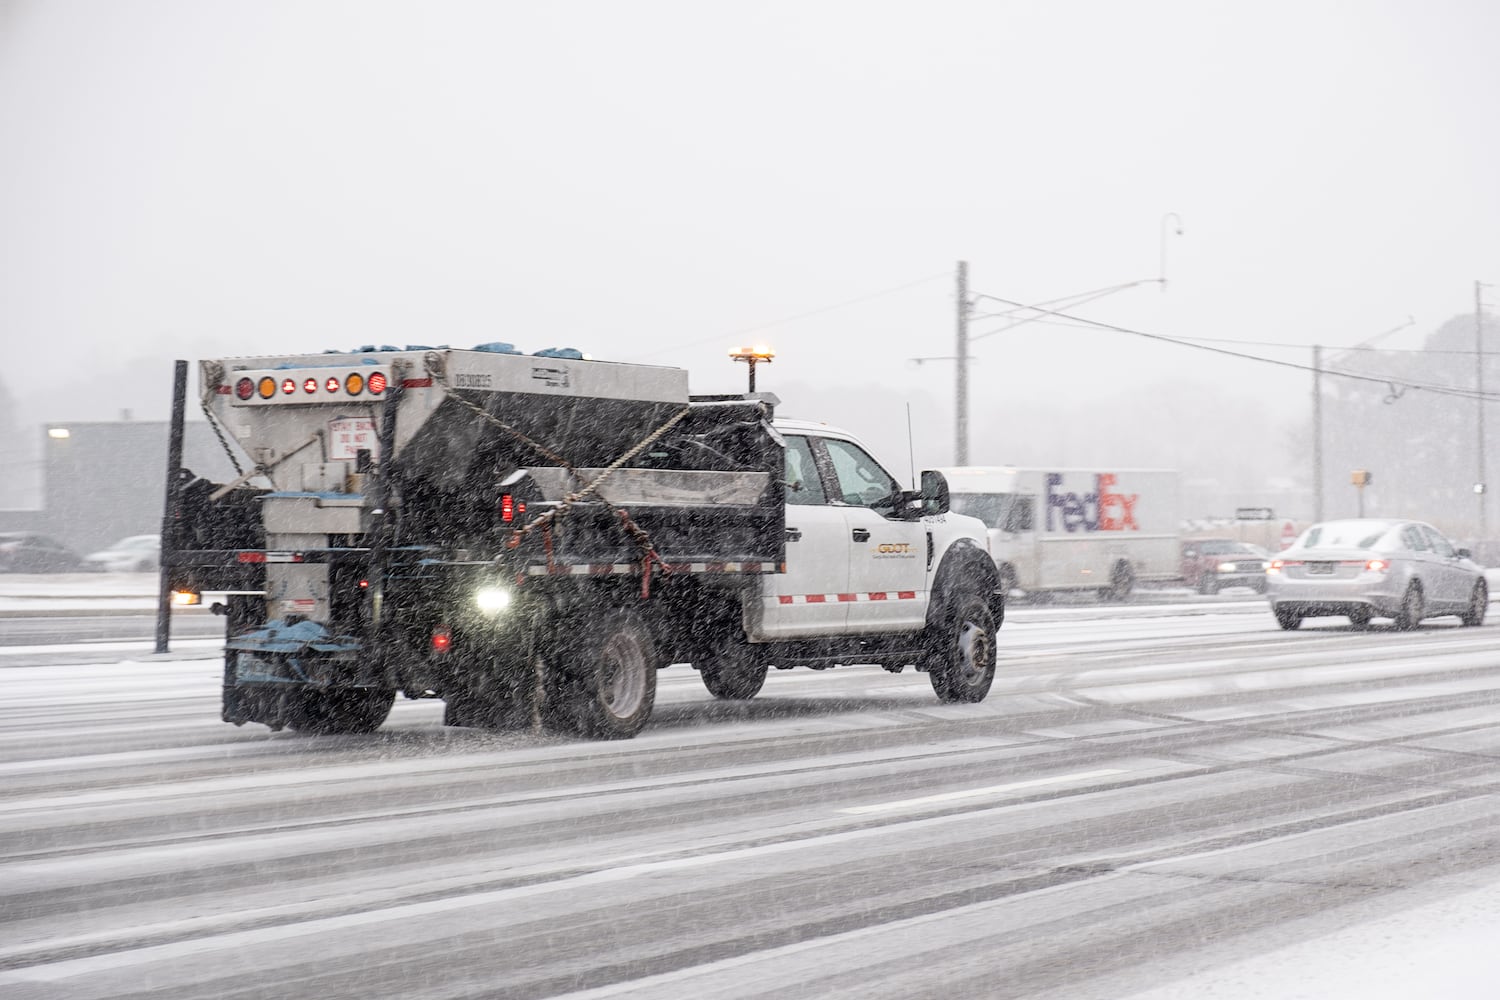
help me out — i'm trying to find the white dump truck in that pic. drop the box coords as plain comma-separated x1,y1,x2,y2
933,466,1181,600
161,346,1003,738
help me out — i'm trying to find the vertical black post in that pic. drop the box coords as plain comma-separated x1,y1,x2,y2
367,375,404,651
155,360,189,654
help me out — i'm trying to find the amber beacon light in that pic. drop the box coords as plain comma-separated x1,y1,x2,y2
729,345,775,392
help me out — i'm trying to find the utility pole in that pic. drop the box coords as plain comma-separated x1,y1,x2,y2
955,260,970,465
1477,280,1488,542
1312,344,1323,522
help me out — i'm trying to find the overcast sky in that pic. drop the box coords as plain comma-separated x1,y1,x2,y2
3,0,1498,480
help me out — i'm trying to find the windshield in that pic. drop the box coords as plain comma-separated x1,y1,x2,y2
949,493,1008,528
1298,520,1395,551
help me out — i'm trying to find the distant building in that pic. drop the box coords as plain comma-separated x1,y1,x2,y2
0,421,241,554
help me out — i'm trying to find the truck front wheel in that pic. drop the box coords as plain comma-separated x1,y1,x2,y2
926,593,997,703
548,609,658,739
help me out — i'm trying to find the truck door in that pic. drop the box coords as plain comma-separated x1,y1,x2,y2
757,434,851,637
818,437,929,632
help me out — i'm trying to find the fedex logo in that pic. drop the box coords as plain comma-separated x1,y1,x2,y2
1046,473,1140,533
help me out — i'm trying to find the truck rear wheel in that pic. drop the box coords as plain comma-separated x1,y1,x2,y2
1101,561,1135,602
926,593,997,703
547,609,658,739
287,687,395,735
699,650,769,700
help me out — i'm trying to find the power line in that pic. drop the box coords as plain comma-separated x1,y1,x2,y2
970,292,1500,403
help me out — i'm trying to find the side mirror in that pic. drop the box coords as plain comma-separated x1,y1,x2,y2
919,470,950,516
1456,547,1472,559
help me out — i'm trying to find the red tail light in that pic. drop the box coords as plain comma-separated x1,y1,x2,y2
367,372,388,395
235,378,254,400
501,494,514,522
325,376,340,392
281,378,296,395
1366,558,1390,572
431,627,452,653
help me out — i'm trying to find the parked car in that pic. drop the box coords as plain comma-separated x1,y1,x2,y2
1181,538,1270,594
83,534,162,573
0,532,89,573
1266,518,1487,630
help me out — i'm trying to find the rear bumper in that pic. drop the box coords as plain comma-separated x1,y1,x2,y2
1266,576,1403,616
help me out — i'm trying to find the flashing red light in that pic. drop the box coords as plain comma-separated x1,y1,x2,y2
281,378,296,395
501,494,514,522
367,371,388,395
235,378,254,400
431,627,452,653
358,578,369,589
326,376,340,392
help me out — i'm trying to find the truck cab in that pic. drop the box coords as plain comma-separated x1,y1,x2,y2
756,420,992,639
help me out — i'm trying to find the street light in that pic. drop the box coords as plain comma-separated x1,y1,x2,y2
729,345,775,393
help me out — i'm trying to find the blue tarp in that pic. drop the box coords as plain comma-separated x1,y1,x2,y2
226,618,361,655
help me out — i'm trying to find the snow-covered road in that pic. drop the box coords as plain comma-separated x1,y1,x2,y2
2,590,1500,998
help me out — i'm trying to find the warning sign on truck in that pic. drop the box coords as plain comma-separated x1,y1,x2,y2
327,417,379,461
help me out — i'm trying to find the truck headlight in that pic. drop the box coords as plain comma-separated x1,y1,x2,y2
474,585,513,616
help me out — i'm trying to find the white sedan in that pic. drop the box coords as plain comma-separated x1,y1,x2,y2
1266,518,1486,630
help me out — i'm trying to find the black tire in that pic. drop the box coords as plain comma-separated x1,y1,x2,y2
699,650,769,700
547,609,657,739
1348,607,1372,629
1198,575,1219,596
1461,580,1488,627
926,593,997,703
1103,562,1135,602
1274,606,1302,631
1395,582,1424,631
287,687,395,734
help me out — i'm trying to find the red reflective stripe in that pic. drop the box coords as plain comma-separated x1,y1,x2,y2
215,385,231,395
897,591,916,600
401,378,433,388
837,593,857,602
778,595,794,605
868,592,888,601
237,552,267,563
805,594,826,604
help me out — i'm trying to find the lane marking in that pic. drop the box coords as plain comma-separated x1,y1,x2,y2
839,768,1127,815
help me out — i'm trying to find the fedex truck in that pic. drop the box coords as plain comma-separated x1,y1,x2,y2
934,467,1181,600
